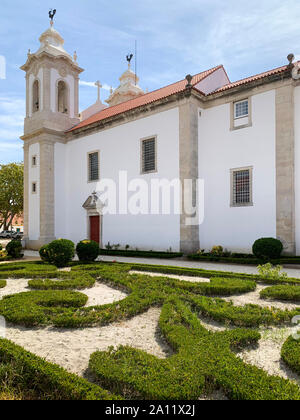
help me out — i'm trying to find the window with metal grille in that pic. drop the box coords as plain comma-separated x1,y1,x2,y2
141,138,156,173
231,168,252,206
88,152,99,182
234,100,249,119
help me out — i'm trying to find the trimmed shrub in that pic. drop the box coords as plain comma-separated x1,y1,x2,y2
46,239,75,268
39,245,51,263
260,285,300,302
0,338,118,400
253,238,283,260
0,244,2,251
76,240,100,262
6,240,23,259
281,336,300,375
0,280,6,289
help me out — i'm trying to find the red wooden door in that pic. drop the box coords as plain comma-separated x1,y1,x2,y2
90,216,100,244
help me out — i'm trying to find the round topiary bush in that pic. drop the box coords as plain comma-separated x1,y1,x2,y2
46,239,75,268
6,240,23,259
252,238,283,260
39,244,51,263
76,240,100,262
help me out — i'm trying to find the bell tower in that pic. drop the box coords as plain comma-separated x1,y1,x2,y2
20,13,84,249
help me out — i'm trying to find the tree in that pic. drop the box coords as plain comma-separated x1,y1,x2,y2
0,163,23,231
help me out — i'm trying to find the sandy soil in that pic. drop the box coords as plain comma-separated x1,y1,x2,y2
223,284,300,311
5,308,170,376
129,270,210,283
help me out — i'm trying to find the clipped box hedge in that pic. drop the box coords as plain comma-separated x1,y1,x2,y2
0,338,118,400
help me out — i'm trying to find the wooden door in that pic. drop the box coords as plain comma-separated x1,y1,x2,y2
90,216,100,244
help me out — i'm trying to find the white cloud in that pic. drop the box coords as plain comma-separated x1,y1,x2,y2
79,81,113,91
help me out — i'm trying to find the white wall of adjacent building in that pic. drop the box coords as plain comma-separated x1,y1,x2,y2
198,90,277,253
294,86,300,255
28,142,40,240
54,107,181,251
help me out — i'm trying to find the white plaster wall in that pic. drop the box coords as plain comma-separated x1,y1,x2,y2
28,142,40,240
195,68,229,95
50,69,75,118
56,108,180,251
294,86,300,255
199,90,276,253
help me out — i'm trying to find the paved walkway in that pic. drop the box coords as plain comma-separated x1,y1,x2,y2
22,250,300,279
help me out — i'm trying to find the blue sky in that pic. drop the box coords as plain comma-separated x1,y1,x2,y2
1,0,300,164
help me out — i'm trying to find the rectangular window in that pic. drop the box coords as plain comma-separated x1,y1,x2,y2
234,100,249,119
231,167,253,207
88,152,99,182
32,182,37,194
141,137,156,174
32,156,37,167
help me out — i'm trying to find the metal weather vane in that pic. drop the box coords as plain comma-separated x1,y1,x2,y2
126,54,133,68
49,9,57,25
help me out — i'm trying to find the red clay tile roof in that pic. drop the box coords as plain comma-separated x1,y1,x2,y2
69,65,223,132
70,62,293,133
207,64,290,95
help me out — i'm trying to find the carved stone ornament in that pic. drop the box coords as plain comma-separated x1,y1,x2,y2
292,62,300,80
59,67,68,78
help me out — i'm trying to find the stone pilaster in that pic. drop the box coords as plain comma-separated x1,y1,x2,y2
179,97,200,254
23,143,29,242
39,140,55,244
276,84,296,255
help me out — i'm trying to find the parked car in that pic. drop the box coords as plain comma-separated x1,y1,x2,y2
0,231,23,239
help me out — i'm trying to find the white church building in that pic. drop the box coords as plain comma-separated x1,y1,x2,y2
21,20,300,255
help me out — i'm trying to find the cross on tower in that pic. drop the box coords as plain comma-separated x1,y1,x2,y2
95,81,102,102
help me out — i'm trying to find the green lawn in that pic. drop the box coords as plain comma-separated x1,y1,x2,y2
0,261,300,400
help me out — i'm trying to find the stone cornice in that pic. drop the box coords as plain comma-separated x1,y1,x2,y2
21,52,84,75
20,127,66,144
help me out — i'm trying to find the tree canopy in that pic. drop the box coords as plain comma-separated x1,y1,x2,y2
0,163,24,231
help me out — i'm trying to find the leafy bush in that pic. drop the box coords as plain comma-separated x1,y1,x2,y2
76,240,100,262
99,249,183,259
0,249,8,261
6,240,23,259
260,285,300,302
46,239,75,268
39,245,51,263
211,245,224,256
0,280,6,288
257,263,288,283
253,238,283,260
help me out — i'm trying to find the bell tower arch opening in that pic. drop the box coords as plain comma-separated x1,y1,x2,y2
32,79,40,113
57,80,69,114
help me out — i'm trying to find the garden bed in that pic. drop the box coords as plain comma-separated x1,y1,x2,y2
0,261,300,400
188,254,300,265
99,249,183,259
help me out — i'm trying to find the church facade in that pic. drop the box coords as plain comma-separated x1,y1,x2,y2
21,22,300,255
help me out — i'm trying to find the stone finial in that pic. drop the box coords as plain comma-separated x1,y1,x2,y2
27,49,31,57
185,74,193,88
287,53,295,68
110,86,113,95
73,51,78,62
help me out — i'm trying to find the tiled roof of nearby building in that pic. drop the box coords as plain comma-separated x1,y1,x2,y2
208,64,290,95
69,62,292,133
69,65,223,132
